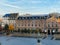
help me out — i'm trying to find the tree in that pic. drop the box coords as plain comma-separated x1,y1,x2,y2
33,29,38,34
39,29,42,33
27,29,30,33
4,24,9,31
4,24,9,35
9,24,14,32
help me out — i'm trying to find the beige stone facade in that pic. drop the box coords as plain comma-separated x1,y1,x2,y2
16,19,45,32
3,13,60,34
15,14,60,35
46,16,58,34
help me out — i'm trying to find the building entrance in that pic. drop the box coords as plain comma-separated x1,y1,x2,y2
48,30,50,35
48,29,57,35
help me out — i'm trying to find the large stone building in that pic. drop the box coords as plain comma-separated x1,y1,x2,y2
16,14,49,31
46,16,58,34
3,13,18,30
3,13,60,34
46,13,60,34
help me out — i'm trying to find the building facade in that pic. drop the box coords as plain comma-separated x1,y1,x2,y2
3,13,60,34
46,16,58,34
15,14,49,31
3,13,18,30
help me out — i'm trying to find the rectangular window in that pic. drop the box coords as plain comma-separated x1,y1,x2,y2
28,24,30,26
48,24,50,27
52,22,53,27
41,17,42,19
21,17,22,19
22,24,23,26
39,24,40,26
52,24,53,27
22,17,24,19
34,17,36,19
56,24,57,27
35,24,37,26
25,24,26,26
42,17,44,19
30,17,32,19
38,17,40,19
27,17,29,19
18,24,20,26
24,17,26,19
32,24,33,26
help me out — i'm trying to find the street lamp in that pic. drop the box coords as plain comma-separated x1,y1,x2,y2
2,24,4,28
44,30,47,33
37,31,41,45
53,30,55,33
2,24,5,31
2,23,4,27
52,30,56,35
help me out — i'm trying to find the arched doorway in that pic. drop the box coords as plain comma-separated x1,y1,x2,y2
48,29,50,35
48,28,58,35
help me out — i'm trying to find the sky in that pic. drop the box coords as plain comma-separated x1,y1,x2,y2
0,0,60,17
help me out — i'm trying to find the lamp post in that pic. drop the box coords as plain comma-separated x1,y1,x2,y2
2,24,5,29
2,24,5,30
37,31,41,45
2,24,4,28
2,24,5,34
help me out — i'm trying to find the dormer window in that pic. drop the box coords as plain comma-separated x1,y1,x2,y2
24,17,26,19
34,17,36,19
30,17,33,19
20,17,22,19
37,17,40,19
22,17,24,19
27,17,29,19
